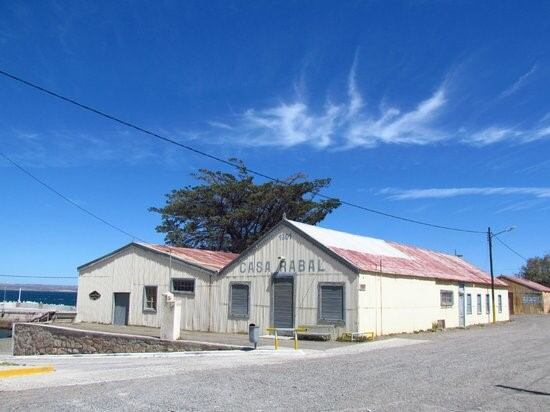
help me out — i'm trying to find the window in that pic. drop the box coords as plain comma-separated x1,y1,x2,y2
477,294,482,315
466,294,472,315
440,290,454,308
229,283,250,318
522,293,542,305
486,294,490,314
319,284,344,323
171,278,195,294
498,295,502,313
143,286,157,312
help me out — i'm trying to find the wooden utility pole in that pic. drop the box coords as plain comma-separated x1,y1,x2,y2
487,227,496,323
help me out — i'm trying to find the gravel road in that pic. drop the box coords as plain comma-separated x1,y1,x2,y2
2,316,549,411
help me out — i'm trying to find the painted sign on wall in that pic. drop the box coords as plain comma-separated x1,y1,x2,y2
238,259,326,274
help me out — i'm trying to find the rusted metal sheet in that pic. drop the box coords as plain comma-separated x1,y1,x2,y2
330,244,506,286
142,244,238,271
286,219,505,287
498,275,550,292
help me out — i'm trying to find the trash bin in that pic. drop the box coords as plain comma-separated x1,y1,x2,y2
249,323,259,349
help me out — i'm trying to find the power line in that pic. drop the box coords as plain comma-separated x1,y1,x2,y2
0,274,76,279
0,68,484,235
494,235,528,262
0,152,146,243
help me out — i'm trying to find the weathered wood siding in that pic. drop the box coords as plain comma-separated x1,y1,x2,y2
213,224,358,334
544,292,550,313
76,245,213,331
505,281,545,314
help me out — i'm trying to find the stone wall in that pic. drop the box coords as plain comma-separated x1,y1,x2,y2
13,323,244,356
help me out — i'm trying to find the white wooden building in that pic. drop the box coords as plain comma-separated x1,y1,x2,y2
76,219,509,336
76,243,237,329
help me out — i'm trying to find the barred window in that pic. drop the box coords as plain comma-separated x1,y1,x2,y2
440,290,454,308
143,286,157,312
171,278,195,294
466,294,472,315
498,295,502,313
486,294,491,314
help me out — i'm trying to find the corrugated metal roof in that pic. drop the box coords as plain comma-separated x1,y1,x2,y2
287,220,506,287
498,275,550,292
139,243,238,272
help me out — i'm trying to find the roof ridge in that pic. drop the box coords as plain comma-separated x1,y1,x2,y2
287,219,469,261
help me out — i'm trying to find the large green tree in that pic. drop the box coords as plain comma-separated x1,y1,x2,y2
150,161,341,253
519,254,550,287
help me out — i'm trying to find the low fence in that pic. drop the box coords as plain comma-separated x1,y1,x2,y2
13,323,244,356
0,306,77,329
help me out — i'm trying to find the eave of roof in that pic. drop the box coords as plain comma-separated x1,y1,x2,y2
498,275,550,292
140,244,238,272
77,242,238,274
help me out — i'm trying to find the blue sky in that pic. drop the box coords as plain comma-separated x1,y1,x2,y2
1,1,549,286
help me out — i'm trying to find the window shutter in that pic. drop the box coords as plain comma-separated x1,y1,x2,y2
321,285,344,321
231,284,249,317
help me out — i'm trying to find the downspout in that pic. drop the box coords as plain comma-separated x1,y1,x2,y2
373,267,377,336
379,259,383,336
208,273,213,332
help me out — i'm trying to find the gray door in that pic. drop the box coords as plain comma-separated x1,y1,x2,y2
273,278,294,329
113,293,130,326
458,284,465,327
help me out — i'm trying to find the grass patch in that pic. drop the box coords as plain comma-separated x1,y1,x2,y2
0,361,23,367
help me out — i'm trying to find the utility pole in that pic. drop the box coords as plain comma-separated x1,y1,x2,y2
487,226,515,323
487,227,496,323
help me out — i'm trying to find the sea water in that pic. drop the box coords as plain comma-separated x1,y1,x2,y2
1,290,77,306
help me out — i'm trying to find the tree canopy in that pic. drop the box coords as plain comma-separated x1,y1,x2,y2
519,254,550,287
149,161,341,253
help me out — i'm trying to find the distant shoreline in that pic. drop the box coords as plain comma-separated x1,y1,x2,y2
0,283,77,293
1,290,77,307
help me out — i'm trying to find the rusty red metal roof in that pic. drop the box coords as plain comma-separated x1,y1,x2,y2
498,275,550,292
288,220,506,287
140,243,238,272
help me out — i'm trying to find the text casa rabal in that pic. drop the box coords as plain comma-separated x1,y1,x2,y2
239,259,326,274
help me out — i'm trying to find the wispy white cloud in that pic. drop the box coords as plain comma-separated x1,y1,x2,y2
209,62,448,149
345,89,446,147
347,52,364,118
208,59,548,150
499,65,538,98
462,122,550,146
239,102,342,148
206,121,234,131
381,187,550,200
496,199,546,214
1,129,173,168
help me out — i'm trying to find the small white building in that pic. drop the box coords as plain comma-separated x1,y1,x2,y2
76,219,509,336
76,243,237,329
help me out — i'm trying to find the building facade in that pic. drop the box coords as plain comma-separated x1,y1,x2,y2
498,275,550,314
76,243,237,330
76,219,509,336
